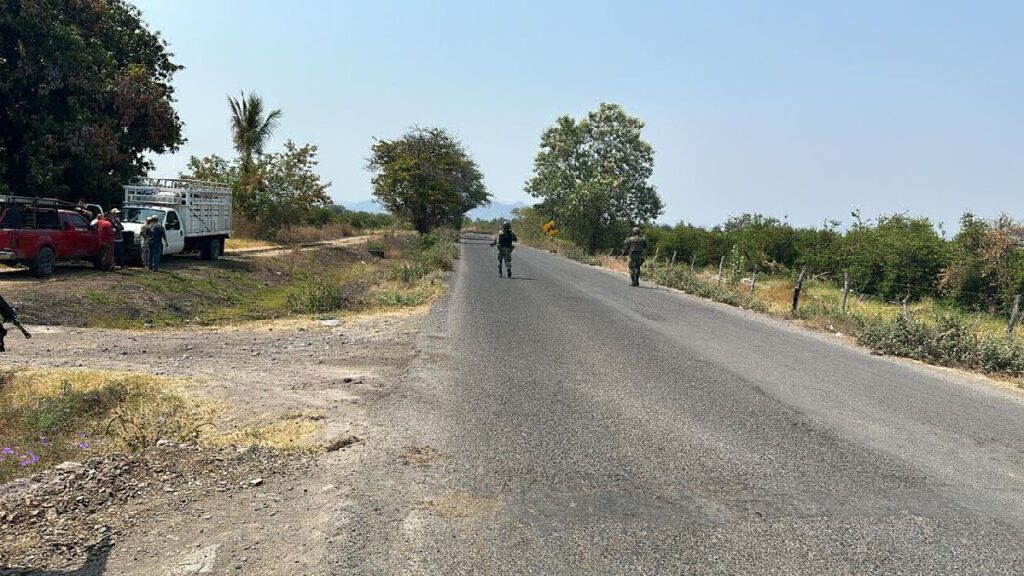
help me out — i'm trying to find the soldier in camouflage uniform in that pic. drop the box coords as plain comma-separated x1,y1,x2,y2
623,226,647,287
490,221,517,278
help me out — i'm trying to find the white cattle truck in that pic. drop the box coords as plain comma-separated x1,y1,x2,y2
121,177,231,261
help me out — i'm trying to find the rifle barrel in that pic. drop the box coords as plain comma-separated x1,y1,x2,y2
12,320,30,339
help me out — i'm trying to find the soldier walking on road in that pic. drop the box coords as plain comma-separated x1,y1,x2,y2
490,221,518,278
623,226,647,287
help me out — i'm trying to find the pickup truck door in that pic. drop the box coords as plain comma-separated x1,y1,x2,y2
60,212,97,259
164,210,185,254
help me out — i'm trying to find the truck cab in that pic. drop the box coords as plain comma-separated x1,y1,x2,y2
121,206,186,255
0,197,103,277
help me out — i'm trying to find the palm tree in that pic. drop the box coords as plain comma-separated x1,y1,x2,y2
228,91,282,174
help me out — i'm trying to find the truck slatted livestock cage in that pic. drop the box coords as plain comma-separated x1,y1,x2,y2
123,178,232,238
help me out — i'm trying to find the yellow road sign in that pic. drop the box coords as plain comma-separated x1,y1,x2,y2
541,220,558,236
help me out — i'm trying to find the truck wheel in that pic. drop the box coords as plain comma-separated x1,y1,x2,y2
93,246,112,271
210,238,223,260
200,238,223,261
31,246,56,278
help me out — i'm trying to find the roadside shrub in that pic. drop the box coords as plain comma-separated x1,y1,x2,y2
286,278,366,313
855,314,1024,376
387,261,428,283
939,214,1024,313
416,232,458,271
376,288,431,307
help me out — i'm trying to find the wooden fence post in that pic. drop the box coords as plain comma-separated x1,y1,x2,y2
1008,294,1022,336
841,271,850,314
717,256,725,289
690,254,696,273
791,268,806,314
749,266,758,297
901,291,911,319
670,250,677,271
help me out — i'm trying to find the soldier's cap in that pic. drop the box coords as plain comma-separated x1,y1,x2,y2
110,208,121,214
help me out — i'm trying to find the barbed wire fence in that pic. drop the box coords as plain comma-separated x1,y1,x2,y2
637,250,1023,337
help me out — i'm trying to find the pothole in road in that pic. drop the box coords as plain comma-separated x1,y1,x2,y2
427,491,502,519
403,445,445,466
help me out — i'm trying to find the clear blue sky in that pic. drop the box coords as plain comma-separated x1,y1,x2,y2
135,0,1022,230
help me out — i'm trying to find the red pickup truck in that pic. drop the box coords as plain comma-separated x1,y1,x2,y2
0,198,104,277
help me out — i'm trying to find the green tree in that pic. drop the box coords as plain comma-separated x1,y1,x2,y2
179,154,238,185
940,214,1024,312
525,103,663,252
366,127,489,233
0,0,185,206
256,141,332,230
843,214,949,300
180,141,331,236
228,92,282,174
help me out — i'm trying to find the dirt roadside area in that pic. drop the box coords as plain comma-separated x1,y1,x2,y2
0,309,426,574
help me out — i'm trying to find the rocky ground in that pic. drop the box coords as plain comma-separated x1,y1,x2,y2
0,309,425,574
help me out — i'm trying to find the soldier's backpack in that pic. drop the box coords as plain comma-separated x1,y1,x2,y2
497,231,516,248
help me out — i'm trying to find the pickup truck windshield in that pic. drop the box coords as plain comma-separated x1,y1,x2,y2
123,207,164,224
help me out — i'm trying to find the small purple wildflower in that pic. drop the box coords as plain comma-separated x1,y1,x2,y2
1,447,15,455
76,441,91,450
19,451,39,467
38,436,50,446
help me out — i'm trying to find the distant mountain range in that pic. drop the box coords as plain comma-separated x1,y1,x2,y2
338,199,530,221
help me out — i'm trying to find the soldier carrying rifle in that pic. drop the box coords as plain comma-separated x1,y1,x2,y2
0,294,31,351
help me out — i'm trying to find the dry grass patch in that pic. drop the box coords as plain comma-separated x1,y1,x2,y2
0,368,334,483
211,412,324,452
0,368,217,482
224,237,281,252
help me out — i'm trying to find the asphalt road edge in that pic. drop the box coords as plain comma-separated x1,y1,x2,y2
514,242,1024,402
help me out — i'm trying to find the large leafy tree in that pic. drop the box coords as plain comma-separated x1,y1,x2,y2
367,127,489,233
525,103,663,252
0,0,185,206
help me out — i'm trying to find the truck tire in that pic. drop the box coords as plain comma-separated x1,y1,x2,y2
30,246,56,278
92,246,112,271
200,237,223,261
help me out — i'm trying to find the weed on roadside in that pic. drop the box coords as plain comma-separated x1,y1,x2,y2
0,369,217,482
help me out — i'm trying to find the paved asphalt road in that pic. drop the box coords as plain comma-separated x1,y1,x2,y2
322,234,1024,575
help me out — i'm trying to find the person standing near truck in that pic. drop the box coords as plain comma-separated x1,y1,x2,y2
139,216,152,268
93,214,115,271
109,208,125,269
146,215,168,271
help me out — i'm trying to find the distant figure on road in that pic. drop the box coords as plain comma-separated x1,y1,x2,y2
146,216,168,271
490,221,518,278
623,226,647,287
109,208,125,269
